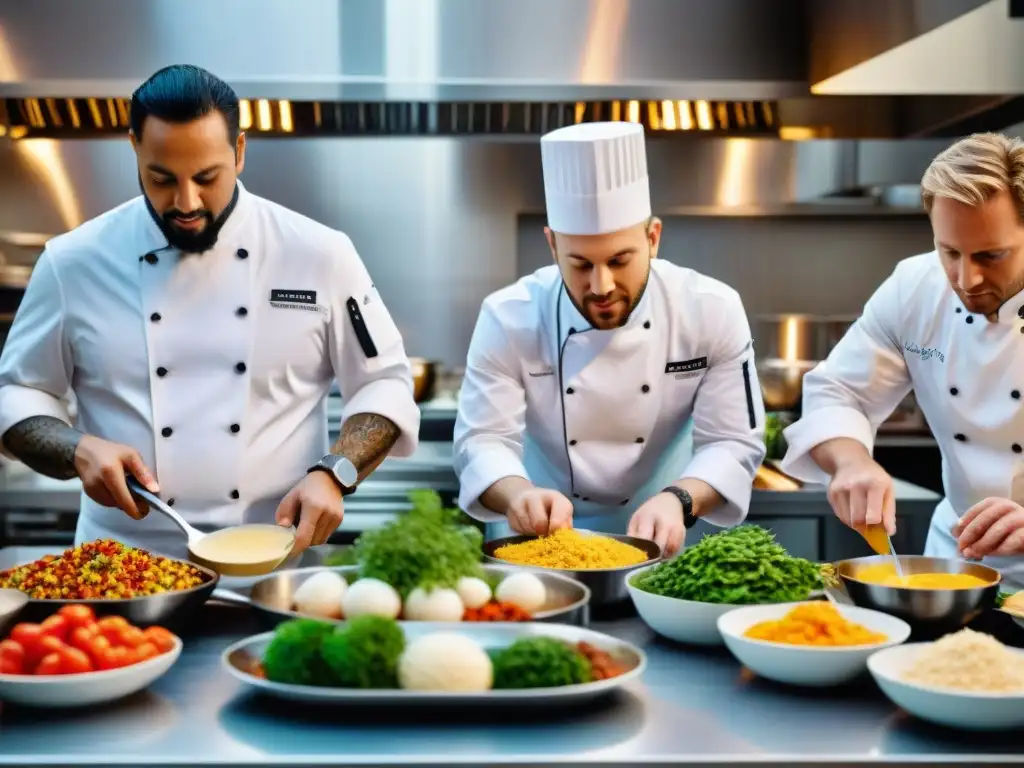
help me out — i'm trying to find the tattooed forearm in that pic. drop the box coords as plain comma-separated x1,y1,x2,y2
332,412,401,481
3,416,84,480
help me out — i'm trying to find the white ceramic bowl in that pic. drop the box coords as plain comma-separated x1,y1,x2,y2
717,601,911,686
0,636,182,708
868,643,1024,730
625,564,740,646
0,588,28,635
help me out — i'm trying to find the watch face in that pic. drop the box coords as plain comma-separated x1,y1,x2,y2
331,457,358,488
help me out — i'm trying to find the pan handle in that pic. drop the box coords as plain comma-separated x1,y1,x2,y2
210,588,253,606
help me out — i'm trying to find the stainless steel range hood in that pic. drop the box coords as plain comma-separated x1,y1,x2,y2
0,0,805,138
0,0,1019,140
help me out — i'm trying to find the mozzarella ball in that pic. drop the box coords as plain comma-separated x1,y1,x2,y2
495,572,547,614
404,587,465,621
292,571,347,619
456,577,492,610
398,632,493,691
341,578,402,619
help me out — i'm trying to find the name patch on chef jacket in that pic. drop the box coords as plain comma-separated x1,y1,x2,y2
665,357,707,379
270,289,323,313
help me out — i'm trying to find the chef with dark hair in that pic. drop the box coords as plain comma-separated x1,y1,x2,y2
453,122,766,556
0,64,420,557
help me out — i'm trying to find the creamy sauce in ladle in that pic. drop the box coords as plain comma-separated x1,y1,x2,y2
189,524,295,566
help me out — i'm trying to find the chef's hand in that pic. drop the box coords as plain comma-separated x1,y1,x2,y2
276,471,345,552
74,434,158,520
826,457,896,535
507,488,574,536
628,492,685,557
953,497,1024,559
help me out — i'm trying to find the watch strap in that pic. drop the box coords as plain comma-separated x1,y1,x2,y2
307,457,358,496
661,486,697,529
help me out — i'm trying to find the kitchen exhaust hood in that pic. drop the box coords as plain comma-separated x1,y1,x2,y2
0,0,1021,141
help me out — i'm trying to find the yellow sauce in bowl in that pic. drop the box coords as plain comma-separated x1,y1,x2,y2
853,563,992,590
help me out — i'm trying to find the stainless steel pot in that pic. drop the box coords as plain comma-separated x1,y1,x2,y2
837,555,1001,636
482,533,662,607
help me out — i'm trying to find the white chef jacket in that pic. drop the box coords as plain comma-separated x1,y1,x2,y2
0,182,420,559
782,250,1024,590
454,260,766,535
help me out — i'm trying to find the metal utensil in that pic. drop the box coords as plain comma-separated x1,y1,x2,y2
222,621,645,706
127,478,295,577
837,554,1001,635
211,563,592,628
482,532,661,607
855,523,906,581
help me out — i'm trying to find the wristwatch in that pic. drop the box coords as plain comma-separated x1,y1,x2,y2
661,486,698,529
307,455,359,496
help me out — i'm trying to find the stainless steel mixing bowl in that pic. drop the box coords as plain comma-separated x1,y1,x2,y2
837,555,1001,635
483,532,662,607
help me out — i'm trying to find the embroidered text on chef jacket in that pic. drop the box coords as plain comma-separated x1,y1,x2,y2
0,182,420,553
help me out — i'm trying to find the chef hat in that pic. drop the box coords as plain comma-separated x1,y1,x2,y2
540,121,651,236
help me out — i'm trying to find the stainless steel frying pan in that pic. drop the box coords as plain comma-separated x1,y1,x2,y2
211,564,591,627
13,561,220,629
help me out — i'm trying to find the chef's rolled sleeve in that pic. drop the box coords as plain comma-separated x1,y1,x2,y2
329,236,420,458
0,250,73,456
781,271,911,485
454,303,530,522
682,293,766,527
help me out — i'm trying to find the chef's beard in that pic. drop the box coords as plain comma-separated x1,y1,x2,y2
570,264,651,330
142,179,239,254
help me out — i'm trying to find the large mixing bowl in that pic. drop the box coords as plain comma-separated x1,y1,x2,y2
483,532,662,607
837,555,1000,635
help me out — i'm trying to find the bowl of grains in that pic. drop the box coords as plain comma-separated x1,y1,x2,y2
867,627,1024,731
483,529,661,607
0,539,219,629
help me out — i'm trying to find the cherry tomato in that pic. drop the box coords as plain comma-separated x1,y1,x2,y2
69,627,98,654
96,616,129,631
0,639,24,675
58,646,93,675
40,614,70,642
142,626,176,654
34,652,64,676
96,645,132,671
134,641,159,663
57,604,95,629
9,623,43,653
97,616,130,643
85,634,111,661
116,626,146,649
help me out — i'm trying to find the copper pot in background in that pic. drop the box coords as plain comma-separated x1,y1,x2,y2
756,359,818,412
410,358,438,403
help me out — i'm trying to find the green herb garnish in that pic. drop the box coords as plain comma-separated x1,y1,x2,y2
353,490,484,598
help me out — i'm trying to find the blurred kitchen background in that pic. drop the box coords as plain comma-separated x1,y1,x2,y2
2,0,1022,558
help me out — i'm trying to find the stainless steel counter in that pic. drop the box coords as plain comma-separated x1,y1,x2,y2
0,600,1019,768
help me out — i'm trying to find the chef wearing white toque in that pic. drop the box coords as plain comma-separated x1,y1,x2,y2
453,122,766,556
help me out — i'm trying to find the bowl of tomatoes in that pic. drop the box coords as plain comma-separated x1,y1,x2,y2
0,604,182,707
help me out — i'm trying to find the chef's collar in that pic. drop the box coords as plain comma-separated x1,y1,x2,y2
994,284,1024,327
137,181,253,257
557,278,654,343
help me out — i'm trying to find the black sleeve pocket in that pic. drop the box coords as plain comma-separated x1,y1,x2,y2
346,297,379,359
